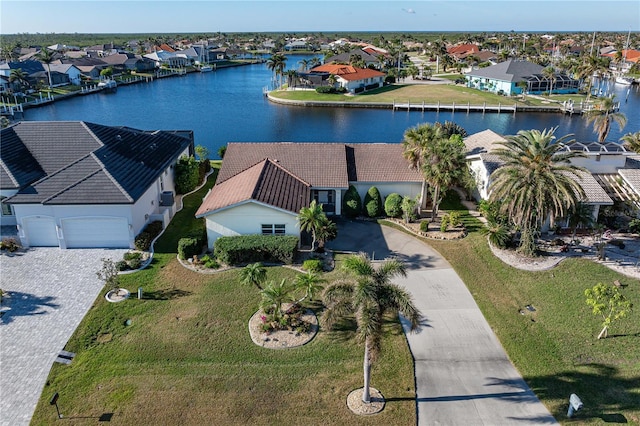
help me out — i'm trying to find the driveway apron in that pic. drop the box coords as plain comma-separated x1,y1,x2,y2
0,247,127,426
328,220,558,425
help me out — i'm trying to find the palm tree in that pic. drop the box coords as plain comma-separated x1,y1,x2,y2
309,56,321,69
489,128,587,256
240,262,266,290
542,66,556,95
298,200,326,251
315,215,337,252
8,68,29,93
284,69,298,88
402,123,445,210
585,95,627,143
326,73,337,87
266,53,287,88
298,58,309,71
36,48,55,89
260,279,294,323
621,131,640,153
323,253,421,404
294,271,325,305
577,55,609,101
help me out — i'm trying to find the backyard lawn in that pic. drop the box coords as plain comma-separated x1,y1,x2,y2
29,173,417,425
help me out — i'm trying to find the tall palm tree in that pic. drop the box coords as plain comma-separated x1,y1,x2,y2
402,123,445,210
542,66,556,95
298,200,326,251
577,54,609,101
315,215,337,251
36,48,55,89
8,68,29,93
323,253,421,404
585,95,627,143
240,262,267,290
284,69,298,88
266,52,287,88
621,131,640,153
489,128,587,256
298,58,309,71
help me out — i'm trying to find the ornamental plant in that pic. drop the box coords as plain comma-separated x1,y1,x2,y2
363,186,383,218
585,283,633,339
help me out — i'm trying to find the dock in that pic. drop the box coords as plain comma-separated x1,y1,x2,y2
393,100,517,114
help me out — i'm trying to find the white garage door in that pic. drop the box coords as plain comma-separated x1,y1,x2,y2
23,217,59,247
62,217,130,248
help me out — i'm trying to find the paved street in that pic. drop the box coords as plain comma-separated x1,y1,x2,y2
327,220,558,425
0,247,127,426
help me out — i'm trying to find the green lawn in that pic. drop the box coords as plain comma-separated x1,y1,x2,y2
270,84,586,108
30,172,416,426
383,192,640,424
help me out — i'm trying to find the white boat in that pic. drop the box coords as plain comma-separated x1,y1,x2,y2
97,79,117,92
615,76,633,86
199,65,213,72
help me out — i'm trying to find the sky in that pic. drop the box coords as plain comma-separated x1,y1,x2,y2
1,0,639,35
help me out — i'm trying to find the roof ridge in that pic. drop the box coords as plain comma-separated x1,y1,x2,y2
264,158,311,187
0,159,20,188
81,121,105,147
90,152,135,202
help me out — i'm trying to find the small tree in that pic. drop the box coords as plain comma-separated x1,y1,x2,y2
240,262,266,290
585,283,633,339
384,193,403,218
401,195,419,224
315,216,337,252
260,279,294,324
96,258,120,291
342,185,362,219
294,271,326,305
195,144,210,161
217,145,227,159
363,186,383,218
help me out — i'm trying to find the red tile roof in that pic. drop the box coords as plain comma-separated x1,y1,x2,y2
310,64,385,81
196,159,310,216
447,44,480,56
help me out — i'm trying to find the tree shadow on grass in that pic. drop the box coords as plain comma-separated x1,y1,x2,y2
142,288,192,300
525,363,640,422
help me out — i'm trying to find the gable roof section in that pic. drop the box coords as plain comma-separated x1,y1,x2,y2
0,126,46,189
196,159,310,217
347,144,422,182
218,143,349,188
3,121,192,205
465,59,544,83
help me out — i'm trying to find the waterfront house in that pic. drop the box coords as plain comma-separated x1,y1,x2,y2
195,142,423,249
1,121,193,248
324,48,386,69
465,59,579,96
48,64,83,85
144,51,189,68
461,129,640,226
0,60,46,80
306,64,385,93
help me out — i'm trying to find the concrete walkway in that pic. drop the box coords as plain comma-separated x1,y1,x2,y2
0,247,127,426
327,220,558,425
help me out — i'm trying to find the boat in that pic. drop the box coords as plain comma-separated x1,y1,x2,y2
97,79,117,92
199,65,213,72
616,76,633,86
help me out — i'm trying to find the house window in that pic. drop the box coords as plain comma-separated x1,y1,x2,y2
262,224,286,235
0,197,13,216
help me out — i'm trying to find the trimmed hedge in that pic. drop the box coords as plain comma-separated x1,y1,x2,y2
174,155,200,194
214,235,299,265
342,185,362,218
363,186,383,218
384,193,403,218
177,227,207,260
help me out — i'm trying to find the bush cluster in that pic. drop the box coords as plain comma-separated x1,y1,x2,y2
177,228,207,260
134,221,163,251
365,82,380,90
214,235,299,265
354,87,365,94
199,254,220,269
0,237,20,252
302,259,323,273
315,86,347,94
420,221,429,232
116,251,144,271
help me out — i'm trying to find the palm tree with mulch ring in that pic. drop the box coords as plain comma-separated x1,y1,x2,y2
323,253,422,405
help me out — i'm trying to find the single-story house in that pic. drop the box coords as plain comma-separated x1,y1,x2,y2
462,129,634,225
31,70,70,87
324,49,384,69
1,121,194,248
49,63,83,85
306,64,385,93
144,51,189,68
195,142,423,249
465,59,579,96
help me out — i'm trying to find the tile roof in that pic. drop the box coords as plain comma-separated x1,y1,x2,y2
218,143,349,188
2,121,192,205
572,170,613,204
347,144,422,182
196,159,310,217
465,59,544,82
464,129,507,155
310,64,385,81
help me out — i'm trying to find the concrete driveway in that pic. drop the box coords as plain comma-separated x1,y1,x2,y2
327,220,558,425
0,247,127,426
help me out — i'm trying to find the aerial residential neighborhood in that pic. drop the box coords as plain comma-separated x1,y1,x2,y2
1,2,640,424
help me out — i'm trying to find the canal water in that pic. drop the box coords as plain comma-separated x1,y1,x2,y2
22,54,640,157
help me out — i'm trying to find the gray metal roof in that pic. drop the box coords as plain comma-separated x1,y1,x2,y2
465,59,545,83
2,121,192,205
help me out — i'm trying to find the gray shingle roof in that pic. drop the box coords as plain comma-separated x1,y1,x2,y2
465,59,544,83
464,129,507,155
2,121,192,205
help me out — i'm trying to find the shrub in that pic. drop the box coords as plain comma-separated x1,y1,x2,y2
134,221,164,251
363,186,383,218
365,82,380,90
420,221,429,232
315,86,335,94
123,252,142,262
384,193,403,218
200,254,220,269
0,237,20,252
174,155,200,194
115,260,130,271
302,259,323,273
354,86,365,94
198,159,211,183
481,220,511,249
342,185,362,218
178,237,203,260
214,235,299,265
629,219,640,234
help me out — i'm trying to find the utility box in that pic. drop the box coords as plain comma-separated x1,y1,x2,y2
160,191,174,207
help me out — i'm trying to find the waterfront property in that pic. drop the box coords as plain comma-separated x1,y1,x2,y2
0,121,193,248
302,63,386,93
465,59,580,96
463,129,640,225
195,142,423,249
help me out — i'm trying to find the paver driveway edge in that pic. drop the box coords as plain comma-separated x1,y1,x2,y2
327,221,558,425
0,248,128,426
